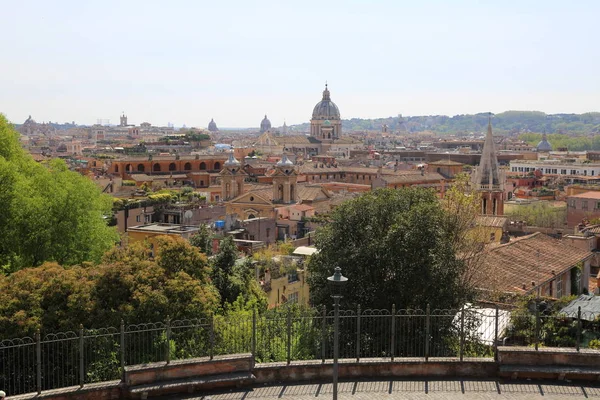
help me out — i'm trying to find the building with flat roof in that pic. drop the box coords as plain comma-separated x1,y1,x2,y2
127,223,200,255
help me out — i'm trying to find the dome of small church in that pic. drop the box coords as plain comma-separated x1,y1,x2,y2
276,154,294,167
224,151,241,167
537,133,552,152
312,84,340,120
208,118,218,132
260,115,271,133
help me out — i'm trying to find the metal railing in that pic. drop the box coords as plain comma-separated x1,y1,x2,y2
1,305,597,396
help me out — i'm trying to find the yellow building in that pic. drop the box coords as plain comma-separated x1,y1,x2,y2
473,216,509,244
261,257,310,308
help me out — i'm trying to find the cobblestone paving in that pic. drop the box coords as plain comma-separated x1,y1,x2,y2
164,379,600,399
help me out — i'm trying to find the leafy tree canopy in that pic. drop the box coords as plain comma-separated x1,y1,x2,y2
0,115,119,272
211,236,267,310
307,188,473,310
0,238,221,337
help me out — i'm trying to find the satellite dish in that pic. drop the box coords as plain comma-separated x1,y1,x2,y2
184,210,193,220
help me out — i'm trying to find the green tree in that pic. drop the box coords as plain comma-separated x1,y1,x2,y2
189,224,212,255
211,236,266,309
0,238,220,337
307,188,473,310
0,115,119,272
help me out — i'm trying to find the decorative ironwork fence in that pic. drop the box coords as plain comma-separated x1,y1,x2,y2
1,305,596,396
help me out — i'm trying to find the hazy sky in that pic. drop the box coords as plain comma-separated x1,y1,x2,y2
1,1,599,128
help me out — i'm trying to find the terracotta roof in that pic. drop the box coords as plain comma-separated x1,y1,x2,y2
290,204,315,212
379,172,444,184
297,185,331,202
279,135,321,145
569,191,600,200
476,216,509,228
427,160,464,166
474,232,592,295
236,183,331,204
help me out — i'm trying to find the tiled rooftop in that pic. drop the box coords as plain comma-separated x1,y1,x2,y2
475,232,593,295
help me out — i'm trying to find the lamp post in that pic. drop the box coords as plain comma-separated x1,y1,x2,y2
327,266,348,400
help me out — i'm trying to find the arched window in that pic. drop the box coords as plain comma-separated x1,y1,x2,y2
137,164,145,172
248,214,256,219
115,165,119,173
199,162,207,170
184,162,192,171
214,162,221,170
169,162,176,171
153,163,161,172
126,164,132,172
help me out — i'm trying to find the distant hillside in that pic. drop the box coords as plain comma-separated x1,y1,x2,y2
291,111,600,136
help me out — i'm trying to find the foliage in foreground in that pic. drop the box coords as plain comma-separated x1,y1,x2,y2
0,115,119,272
0,236,268,338
307,187,475,310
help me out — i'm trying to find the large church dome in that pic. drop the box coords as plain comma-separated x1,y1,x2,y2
312,84,340,120
537,133,552,152
260,115,271,133
208,118,218,132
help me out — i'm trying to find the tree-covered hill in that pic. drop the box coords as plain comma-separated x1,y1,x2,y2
291,111,600,135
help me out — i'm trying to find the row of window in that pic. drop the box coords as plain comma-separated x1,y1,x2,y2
309,173,373,181
120,162,221,173
511,166,596,176
568,199,600,210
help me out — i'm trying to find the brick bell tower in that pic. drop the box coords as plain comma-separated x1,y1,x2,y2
473,114,505,215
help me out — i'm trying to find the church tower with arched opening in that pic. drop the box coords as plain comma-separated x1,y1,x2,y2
220,152,245,200
272,154,297,204
473,115,505,215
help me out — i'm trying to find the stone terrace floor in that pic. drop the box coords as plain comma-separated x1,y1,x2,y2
161,379,600,399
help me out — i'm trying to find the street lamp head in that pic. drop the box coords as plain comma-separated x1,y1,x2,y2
327,266,348,296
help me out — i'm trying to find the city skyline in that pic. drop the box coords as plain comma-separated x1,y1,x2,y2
1,1,599,128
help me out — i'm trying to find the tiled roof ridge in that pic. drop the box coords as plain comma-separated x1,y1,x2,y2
491,232,541,250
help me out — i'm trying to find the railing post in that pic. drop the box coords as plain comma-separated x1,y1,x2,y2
36,329,42,394
425,304,430,362
165,316,171,364
534,306,540,351
390,304,396,361
79,324,84,387
321,305,326,363
576,306,582,352
286,310,292,365
252,309,257,367
209,313,215,360
459,305,465,361
356,304,361,362
120,319,126,382
494,305,499,362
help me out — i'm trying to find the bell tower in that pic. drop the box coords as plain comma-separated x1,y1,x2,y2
473,114,505,215
220,152,245,201
120,113,128,127
272,154,297,204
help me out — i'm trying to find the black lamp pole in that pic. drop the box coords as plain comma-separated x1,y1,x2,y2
327,266,348,400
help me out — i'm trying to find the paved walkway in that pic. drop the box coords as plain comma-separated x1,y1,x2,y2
164,379,600,399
